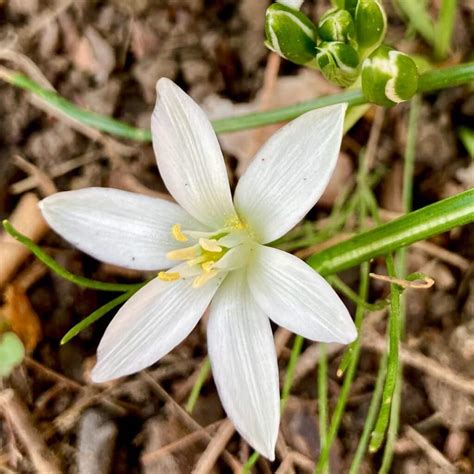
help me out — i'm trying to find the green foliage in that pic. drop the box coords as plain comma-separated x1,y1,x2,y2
458,127,474,157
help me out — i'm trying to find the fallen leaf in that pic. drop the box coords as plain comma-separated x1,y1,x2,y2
73,27,115,83
2,284,42,353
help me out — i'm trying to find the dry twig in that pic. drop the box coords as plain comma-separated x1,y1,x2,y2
141,372,242,473
362,332,474,395
191,419,236,474
10,150,102,195
0,389,61,474
141,420,223,465
13,155,57,197
369,272,435,289
405,426,457,473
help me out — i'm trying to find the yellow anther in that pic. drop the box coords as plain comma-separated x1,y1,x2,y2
192,269,218,288
199,238,222,253
202,261,215,273
158,271,181,282
171,224,188,242
166,246,198,261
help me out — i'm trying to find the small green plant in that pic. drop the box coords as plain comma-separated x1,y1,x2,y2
0,331,25,377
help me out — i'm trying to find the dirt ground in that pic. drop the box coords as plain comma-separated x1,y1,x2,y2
0,1,473,473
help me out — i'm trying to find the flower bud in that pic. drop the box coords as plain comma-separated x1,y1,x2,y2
354,0,386,55
343,0,359,17
316,41,360,87
276,0,304,10
361,46,419,107
318,9,356,44
265,3,318,66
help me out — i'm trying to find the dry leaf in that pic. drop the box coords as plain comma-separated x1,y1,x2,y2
2,284,42,353
73,27,115,83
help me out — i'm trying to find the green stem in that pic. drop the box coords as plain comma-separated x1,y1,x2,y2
316,344,329,474
1,63,473,138
361,188,401,454
281,335,304,409
348,354,388,474
60,289,139,344
2,220,143,292
185,358,211,413
316,261,370,473
307,189,474,276
433,0,458,60
379,95,421,471
328,275,387,312
379,378,401,473
368,252,401,453
242,452,260,473
316,161,371,472
458,127,474,157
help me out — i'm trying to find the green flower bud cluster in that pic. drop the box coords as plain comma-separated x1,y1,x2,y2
264,1,419,106
265,0,387,87
315,0,387,86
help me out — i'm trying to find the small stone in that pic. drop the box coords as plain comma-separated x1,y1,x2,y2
77,409,117,474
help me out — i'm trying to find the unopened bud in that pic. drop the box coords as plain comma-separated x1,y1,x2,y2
318,9,356,44
265,3,318,66
361,46,419,106
316,41,360,87
344,0,359,17
354,0,386,55
276,0,304,10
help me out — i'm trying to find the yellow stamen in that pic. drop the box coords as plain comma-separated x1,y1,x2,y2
187,255,206,267
192,269,218,288
166,246,198,261
158,271,180,281
171,223,188,242
199,238,222,253
226,216,245,230
201,261,215,273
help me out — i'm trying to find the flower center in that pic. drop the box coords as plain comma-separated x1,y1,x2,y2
158,221,252,288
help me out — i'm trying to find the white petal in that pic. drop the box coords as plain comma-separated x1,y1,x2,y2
234,104,346,243
152,79,237,228
39,188,207,271
212,244,251,272
248,245,357,344
91,273,225,382
207,270,280,460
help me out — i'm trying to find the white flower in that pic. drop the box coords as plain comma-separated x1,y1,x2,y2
39,79,357,460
